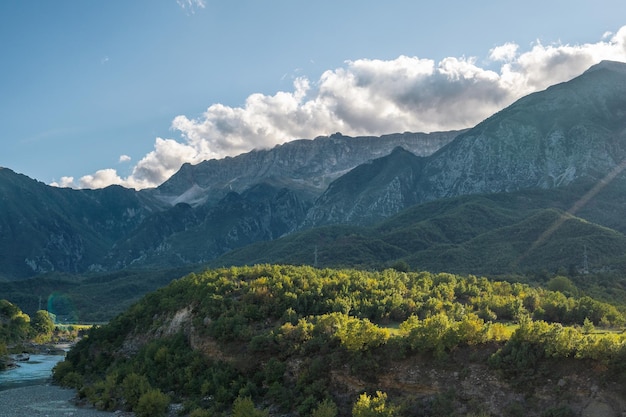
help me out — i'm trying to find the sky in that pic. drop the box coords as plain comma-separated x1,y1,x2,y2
1,1,626,190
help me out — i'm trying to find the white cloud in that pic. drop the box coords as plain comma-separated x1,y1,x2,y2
78,169,124,189
176,0,205,14
64,25,626,190
489,43,519,62
119,154,131,163
50,176,75,188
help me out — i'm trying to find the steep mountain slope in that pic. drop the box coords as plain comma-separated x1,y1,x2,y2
148,131,461,207
0,131,456,280
302,147,426,227
211,182,626,275
104,183,311,269
2,62,626,282
0,168,157,279
304,60,626,227
420,60,626,201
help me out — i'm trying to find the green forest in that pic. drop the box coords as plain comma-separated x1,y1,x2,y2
0,299,67,369
52,264,626,417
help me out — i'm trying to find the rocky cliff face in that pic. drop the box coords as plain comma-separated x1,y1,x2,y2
303,61,626,227
149,131,462,207
419,60,626,201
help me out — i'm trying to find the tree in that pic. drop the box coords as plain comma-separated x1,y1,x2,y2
546,276,578,296
582,317,595,334
0,341,8,370
135,389,169,417
352,391,397,417
232,395,268,417
312,398,338,417
32,310,55,339
335,316,390,352
122,373,151,410
403,313,459,357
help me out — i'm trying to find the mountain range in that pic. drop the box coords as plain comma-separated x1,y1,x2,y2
2,60,626,285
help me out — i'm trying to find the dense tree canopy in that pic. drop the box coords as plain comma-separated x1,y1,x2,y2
52,265,626,416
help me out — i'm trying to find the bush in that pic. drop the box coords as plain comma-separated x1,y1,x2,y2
135,389,169,417
121,373,151,410
312,398,338,417
352,391,398,417
189,409,212,417
232,395,268,417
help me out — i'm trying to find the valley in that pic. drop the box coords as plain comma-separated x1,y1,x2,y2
1,61,626,416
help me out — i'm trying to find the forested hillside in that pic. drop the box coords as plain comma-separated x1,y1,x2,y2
54,264,626,416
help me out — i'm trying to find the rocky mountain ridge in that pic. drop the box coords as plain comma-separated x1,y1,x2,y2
304,60,626,226
0,131,458,279
1,61,626,279
148,130,461,207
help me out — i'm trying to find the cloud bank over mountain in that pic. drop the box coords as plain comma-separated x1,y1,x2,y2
55,26,626,190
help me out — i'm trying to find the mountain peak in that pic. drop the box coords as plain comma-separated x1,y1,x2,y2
583,60,626,75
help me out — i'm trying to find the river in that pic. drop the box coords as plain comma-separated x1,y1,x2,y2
0,354,65,391
0,354,115,416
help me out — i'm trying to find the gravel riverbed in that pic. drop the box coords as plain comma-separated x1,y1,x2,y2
0,384,117,417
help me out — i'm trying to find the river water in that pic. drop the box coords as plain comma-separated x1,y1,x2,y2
0,354,115,416
0,354,65,391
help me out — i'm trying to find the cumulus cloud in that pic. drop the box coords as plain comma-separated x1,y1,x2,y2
49,176,75,188
60,25,626,190
119,154,131,163
490,43,519,62
78,169,124,189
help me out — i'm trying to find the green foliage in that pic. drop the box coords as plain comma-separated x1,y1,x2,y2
582,317,595,334
400,312,488,357
352,391,398,417
0,341,8,370
232,395,268,417
489,317,626,380
86,372,120,411
189,409,212,417
211,183,626,281
135,389,169,417
52,360,84,388
53,264,626,416
546,276,578,296
0,299,32,342
121,373,151,410
31,310,55,342
311,398,338,417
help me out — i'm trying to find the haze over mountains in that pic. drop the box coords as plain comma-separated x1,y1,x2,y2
2,61,626,281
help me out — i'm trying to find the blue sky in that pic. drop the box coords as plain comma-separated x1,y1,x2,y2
1,1,626,189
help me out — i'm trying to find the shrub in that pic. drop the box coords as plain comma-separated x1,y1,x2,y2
135,389,169,417
352,391,398,417
121,373,151,410
232,395,268,417
189,409,212,417
311,398,338,417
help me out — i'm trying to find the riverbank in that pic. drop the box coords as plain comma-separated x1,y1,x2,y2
0,384,116,416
